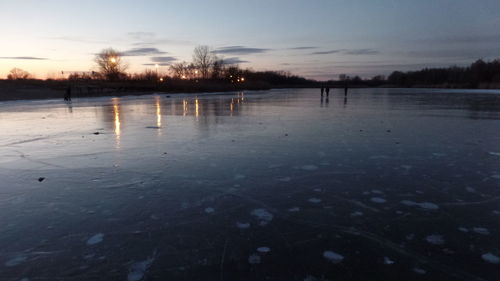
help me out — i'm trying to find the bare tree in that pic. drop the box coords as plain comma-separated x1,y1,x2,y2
7,68,31,80
192,45,215,79
211,58,225,79
94,48,128,80
169,61,189,79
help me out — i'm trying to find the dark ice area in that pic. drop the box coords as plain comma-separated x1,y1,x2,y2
1,88,500,280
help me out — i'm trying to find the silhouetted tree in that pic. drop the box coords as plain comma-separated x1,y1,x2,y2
192,45,216,79
94,48,128,81
7,68,31,80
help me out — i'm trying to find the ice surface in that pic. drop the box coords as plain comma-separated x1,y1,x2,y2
1,89,500,280
481,253,500,264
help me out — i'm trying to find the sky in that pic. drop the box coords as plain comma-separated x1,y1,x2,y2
1,0,500,80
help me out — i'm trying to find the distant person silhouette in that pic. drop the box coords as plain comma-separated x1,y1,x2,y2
64,86,72,101
325,86,330,97
344,86,348,96
320,87,324,97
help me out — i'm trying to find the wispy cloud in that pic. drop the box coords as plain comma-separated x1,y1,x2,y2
128,31,192,46
0,56,48,60
311,50,342,55
122,48,167,56
223,57,249,64
150,56,177,63
311,49,379,55
288,46,318,50
214,46,270,55
143,63,171,66
47,36,105,44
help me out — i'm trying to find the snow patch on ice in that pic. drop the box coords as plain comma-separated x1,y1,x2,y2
458,227,469,233
350,211,363,217
288,207,300,212
251,209,273,226
481,253,500,264
370,197,386,204
323,251,344,263
86,233,104,245
308,198,322,204
473,227,490,235
248,254,261,264
257,247,271,253
383,257,395,265
278,177,291,182
234,174,246,180
400,200,439,210
236,222,250,229
4,256,27,267
127,255,155,281
425,234,445,245
413,267,426,274
204,207,215,214
301,165,318,171
489,152,500,157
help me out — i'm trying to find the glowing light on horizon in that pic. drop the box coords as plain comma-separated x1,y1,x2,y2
110,57,117,64
183,99,188,116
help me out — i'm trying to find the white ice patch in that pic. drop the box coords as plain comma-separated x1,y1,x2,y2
432,153,446,157
425,234,445,245
234,174,246,180
204,207,215,214
370,197,386,204
400,200,439,210
466,186,476,193
481,253,500,264
350,211,363,217
288,207,300,212
251,209,273,226
308,198,322,204
236,222,250,229
86,233,104,245
458,227,469,233
473,227,490,235
489,152,500,157
248,254,261,264
383,257,395,265
257,247,271,253
4,256,27,267
313,188,322,192
371,190,383,194
413,267,427,274
323,251,344,264
127,256,155,281
301,165,318,171
278,177,291,182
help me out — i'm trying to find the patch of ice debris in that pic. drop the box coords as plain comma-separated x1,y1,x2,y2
465,186,476,193
323,251,344,263
472,227,490,235
481,253,500,264
458,227,469,233
251,209,273,226
257,247,271,253
127,254,156,281
288,207,300,212
425,234,445,245
308,198,322,204
234,174,246,180
413,267,426,274
383,257,395,265
278,177,291,182
204,207,215,214
400,200,439,210
371,189,383,194
489,152,500,157
86,233,104,245
4,256,27,267
236,222,250,229
350,211,363,217
248,254,261,264
370,197,386,203
301,165,318,171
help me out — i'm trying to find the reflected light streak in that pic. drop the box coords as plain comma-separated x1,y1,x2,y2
155,96,162,128
112,98,121,148
183,99,188,116
195,98,200,118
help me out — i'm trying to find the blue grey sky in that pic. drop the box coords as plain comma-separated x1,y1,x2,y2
1,0,499,80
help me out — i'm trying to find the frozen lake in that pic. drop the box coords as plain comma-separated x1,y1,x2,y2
1,88,500,280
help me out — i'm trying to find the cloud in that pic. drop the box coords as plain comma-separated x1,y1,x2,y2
223,57,249,64
150,56,177,63
127,32,156,40
143,63,171,66
47,36,105,44
122,48,167,56
311,50,342,55
344,49,379,55
127,32,193,46
311,49,379,55
0,56,48,60
289,46,318,50
214,46,270,55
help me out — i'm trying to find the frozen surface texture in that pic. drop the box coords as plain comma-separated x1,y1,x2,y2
1,89,500,280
